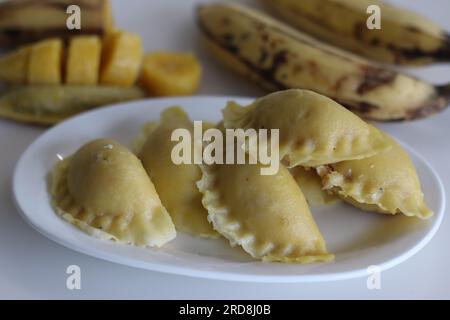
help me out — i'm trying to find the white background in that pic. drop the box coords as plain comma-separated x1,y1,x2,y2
0,0,449,299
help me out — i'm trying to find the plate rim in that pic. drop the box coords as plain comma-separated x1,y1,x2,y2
12,96,447,283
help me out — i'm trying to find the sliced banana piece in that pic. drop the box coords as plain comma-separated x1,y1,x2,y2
141,52,202,96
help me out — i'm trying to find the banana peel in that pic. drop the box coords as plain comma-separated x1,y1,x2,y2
0,85,146,125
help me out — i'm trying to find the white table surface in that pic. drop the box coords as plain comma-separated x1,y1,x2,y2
1,0,449,299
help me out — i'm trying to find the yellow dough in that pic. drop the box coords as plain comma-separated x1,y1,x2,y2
318,134,433,219
136,107,218,238
51,139,176,247
223,89,390,167
289,166,338,206
198,161,334,263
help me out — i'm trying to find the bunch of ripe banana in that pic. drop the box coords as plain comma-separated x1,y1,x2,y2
197,1,450,121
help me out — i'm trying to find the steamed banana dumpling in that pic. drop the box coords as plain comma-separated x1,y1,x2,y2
289,166,338,206
317,134,433,219
198,161,334,263
51,139,176,247
223,89,390,167
136,107,218,238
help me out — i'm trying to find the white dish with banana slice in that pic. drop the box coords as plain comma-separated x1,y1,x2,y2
13,96,445,282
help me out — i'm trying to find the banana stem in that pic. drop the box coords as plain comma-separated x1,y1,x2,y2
407,83,450,120
437,83,450,102
442,34,450,62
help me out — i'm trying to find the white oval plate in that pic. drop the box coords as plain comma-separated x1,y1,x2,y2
13,96,445,283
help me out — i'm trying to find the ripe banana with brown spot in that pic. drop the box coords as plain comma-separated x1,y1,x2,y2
0,0,113,46
262,0,450,65
196,2,450,121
